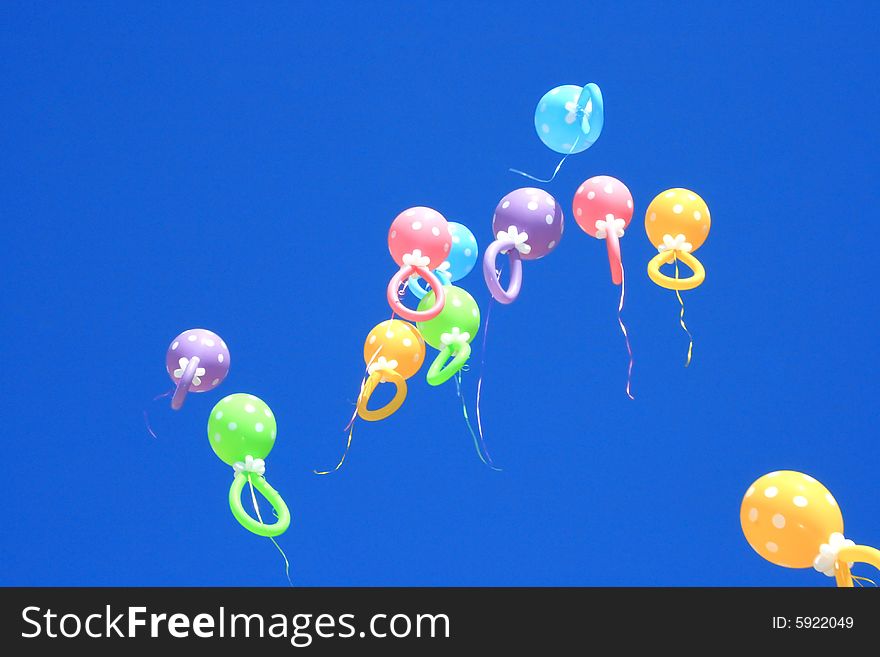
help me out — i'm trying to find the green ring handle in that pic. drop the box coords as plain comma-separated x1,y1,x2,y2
229,472,291,537
426,342,471,386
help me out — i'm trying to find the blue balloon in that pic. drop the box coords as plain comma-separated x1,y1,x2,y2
408,221,479,299
533,83,604,155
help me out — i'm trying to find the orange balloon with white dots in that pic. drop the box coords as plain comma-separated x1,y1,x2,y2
645,188,711,252
740,471,843,569
363,319,425,379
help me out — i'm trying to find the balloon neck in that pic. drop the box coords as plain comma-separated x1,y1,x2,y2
170,355,201,410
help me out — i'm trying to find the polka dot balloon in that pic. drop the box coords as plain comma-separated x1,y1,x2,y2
535,83,604,155
407,221,479,300
572,176,636,399
165,328,230,410
483,188,564,304
416,285,480,386
740,471,880,586
207,393,289,537
644,188,711,291
573,175,634,285
359,319,426,421
386,207,452,322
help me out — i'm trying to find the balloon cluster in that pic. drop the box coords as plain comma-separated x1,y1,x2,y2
163,329,290,539
314,209,486,473
149,80,878,590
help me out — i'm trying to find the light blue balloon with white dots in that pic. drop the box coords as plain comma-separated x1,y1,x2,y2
408,221,479,299
534,83,604,155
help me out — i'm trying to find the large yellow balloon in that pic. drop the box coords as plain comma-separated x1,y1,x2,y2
645,188,711,251
363,319,425,379
740,471,844,569
645,188,711,291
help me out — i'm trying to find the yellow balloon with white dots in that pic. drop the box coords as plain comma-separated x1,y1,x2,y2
363,319,425,379
740,471,843,569
645,188,711,252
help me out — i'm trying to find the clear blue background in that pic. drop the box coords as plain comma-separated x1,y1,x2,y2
2,1,878,586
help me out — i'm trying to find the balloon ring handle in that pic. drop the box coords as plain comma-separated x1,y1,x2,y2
356,370,407,421
647,250,705,290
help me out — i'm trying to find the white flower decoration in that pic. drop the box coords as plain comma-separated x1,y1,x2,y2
440,326,471,347
564,97,592,131
402,249,431,268
368,356,399,382
813,532,855,577
233,455,266,477
595,215,626,240
497,225,531,255
657,233,693,253
173,357,207,386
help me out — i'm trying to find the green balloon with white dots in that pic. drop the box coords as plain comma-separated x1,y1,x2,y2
207,393,277,466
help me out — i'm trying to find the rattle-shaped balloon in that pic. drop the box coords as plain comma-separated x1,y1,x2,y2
387,207,452,321
536,83,604,155
741,471,880,586
208,394,290,538
645,189,711,290
408,222,479,300
165,328,230,410
416,285,480,386
483,188,564,304
511,83,604,183
573,176,633,285
358,319,426,421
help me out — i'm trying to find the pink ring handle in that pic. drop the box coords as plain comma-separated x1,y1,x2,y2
482,237,523,304
387,265,446,321
604,230,623,285
171,355,200,410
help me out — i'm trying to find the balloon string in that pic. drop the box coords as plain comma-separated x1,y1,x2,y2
142,387,174,439
674,255,694,367
475,293,495,451
248,475,293,586
509,133,582,183
852,575,877,587
455,372,501,470
618,262,635,400
317,344,384,474
315,422,356,475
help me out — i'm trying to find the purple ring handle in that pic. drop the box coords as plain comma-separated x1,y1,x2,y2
170,355,200,410
482,237,523,304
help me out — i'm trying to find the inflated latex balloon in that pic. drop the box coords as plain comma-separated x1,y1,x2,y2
359,319,426,421
408,222,479,299
416,286,480,386
386,207,452,321
645,188,711,291
208,393,290,537
573,176,636,398
573,176,633,285
740,471,880,586
645,189,711,366
316,320,427,475
511,83,604,183
483,188,563,304
536,83,604,154
165,329,230,410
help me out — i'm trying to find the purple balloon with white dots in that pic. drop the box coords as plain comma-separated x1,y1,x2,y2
165,329,230,409
492,188,564,260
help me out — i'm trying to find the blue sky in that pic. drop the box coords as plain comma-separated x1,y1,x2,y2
1,1,878,585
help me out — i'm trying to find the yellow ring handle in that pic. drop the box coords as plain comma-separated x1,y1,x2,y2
647,250,705,290
834,544,880,587
356,369,407,422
